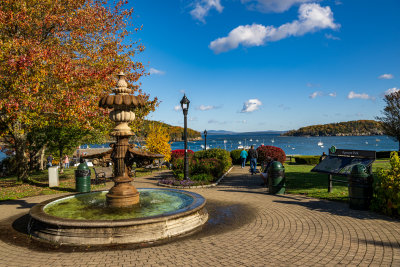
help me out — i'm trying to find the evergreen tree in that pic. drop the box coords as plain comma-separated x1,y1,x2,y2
377,91,400,150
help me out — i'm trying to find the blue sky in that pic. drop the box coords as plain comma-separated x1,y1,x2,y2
130,0,399,132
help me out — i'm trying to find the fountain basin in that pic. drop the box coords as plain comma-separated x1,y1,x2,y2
28,188,208,245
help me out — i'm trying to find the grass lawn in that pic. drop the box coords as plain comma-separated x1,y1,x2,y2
284,159,390,202
0,166,155,201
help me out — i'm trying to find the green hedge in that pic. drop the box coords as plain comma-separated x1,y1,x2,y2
172,149,232,180
194,149,232,173
294,156,320,165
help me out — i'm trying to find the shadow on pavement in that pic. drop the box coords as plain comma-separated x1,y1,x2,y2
0,199,38,209
272,194,398,221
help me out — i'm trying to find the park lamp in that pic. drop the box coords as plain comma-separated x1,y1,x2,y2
180,94,190,114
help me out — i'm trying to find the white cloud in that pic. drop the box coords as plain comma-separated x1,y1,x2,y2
241,99,262,113
329,92,337,97
347,91,375,100
149,68,165,75
325,33,340,40
236,120,247,124
241,0,319,13
174,105,182,111
198,104,216,111
179,89,185,94
379,73,394,79
309,91,323,99
190,0,223,23
209,3,340,53
384,87,399,95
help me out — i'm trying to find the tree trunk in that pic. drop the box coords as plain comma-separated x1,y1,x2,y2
14,134,29,182
39,145,46,171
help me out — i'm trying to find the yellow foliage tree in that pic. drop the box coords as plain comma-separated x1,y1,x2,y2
145,124,171,162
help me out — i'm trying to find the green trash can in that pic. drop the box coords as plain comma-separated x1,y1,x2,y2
348,164,372,210
268,161,285,194
75,161,91,193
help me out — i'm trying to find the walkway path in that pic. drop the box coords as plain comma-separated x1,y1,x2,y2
1,166,400,266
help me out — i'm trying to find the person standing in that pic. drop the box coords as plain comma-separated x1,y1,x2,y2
63,155,70,169
248,145,258,175
240,149,248,168
47,154,53,168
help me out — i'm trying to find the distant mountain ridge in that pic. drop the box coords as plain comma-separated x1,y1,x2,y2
283,120,383,137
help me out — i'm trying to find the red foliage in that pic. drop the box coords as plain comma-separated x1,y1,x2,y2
256,145,286,164
171,149,194,160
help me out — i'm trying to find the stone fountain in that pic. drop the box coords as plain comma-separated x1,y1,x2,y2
99,72,141,208
27,73,208,245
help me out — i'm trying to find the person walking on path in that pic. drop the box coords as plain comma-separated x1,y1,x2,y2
240,149,248,168
248,145,258,175
63,155,70,169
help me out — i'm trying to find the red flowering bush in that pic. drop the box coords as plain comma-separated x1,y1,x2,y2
171,149,194,161
256,145,286,164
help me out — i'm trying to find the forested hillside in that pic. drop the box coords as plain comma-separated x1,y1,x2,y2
283,120,383,136
137,120,201,141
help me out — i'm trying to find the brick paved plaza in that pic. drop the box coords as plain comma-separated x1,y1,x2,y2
1,166,400,266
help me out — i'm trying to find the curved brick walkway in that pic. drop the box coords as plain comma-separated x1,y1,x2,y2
1,166,400,266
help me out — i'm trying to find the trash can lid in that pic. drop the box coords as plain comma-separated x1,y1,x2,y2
350,164,368,176
270,161,284,170
77,162,90,171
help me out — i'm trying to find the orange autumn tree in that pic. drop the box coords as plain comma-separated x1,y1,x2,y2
145,124,171,162
0,0,157,181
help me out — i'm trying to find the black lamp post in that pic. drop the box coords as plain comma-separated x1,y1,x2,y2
203,129,207,151
180,94,190,180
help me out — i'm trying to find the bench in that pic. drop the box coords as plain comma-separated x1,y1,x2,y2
93,166,113,185
144,164,159,173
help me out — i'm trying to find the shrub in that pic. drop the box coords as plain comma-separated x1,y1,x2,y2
294,156,320,165
171,148,231,182
192,158,225,178
371,151,400,217
230,149,243,165
171,158,197,178
256,145,286,164
194,148,232,173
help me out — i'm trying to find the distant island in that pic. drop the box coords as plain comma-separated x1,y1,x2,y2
283,120,383,137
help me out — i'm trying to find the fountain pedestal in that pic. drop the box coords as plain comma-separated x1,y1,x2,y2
99,72,144,208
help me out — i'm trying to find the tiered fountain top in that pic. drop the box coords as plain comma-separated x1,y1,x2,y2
99,72,145,136
99,72,145,108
